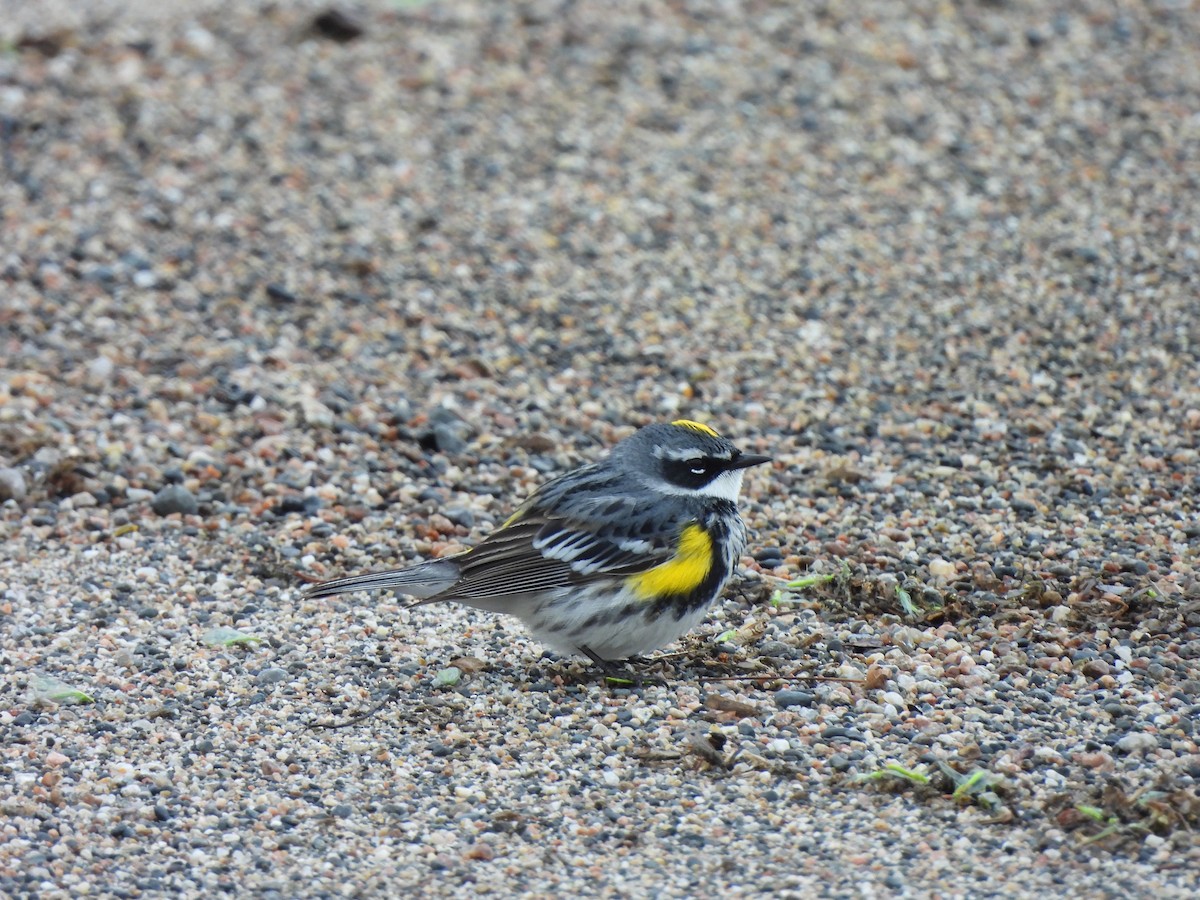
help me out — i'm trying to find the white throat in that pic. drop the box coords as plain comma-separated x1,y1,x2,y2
697,468,745,502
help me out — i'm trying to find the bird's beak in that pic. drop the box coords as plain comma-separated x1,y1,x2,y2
728,453,772,470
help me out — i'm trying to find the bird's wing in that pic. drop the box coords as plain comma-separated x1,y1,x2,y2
431,500,681,605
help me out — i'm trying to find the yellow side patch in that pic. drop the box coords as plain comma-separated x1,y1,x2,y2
628,523,713,599
670,419,720,438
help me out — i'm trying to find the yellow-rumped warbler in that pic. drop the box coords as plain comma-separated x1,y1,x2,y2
303,420,771,665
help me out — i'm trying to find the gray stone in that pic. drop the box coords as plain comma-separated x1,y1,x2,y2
151,484,199,516
256,667,289,686
774,690,817,709
0,468,27,502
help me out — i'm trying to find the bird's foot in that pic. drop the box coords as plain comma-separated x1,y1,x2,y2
578,645,669,688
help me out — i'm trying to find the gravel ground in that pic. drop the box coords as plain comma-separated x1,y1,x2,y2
2,0,1199,897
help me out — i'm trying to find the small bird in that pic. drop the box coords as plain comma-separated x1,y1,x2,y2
303,420,771,667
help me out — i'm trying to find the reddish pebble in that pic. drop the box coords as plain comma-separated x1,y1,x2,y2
46,751,69,768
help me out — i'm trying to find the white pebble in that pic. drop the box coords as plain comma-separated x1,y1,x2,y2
87,356,114,384
110,763,136,783
300,398,335,428
183,25,217,54
929,558,957,579
1116,732,1157,754
0,467,28,501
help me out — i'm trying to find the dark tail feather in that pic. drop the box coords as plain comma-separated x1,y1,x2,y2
302,558,460,600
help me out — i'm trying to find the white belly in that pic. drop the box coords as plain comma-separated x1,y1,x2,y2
519,583,721,661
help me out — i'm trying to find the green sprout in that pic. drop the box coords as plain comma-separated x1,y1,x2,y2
604,675,636,686
1075,804,1124,845
859,760,1006,813
1073,793,1172,846
894,584,918,618
31,676,94,705
855,762,931,785
930,760,1004,810
948,768,1004,810
785,571,839,591
773,561,852,606
202,626,264,648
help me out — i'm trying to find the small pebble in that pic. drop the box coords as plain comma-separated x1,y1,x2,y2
429,422,469,454
151,484,199,516
256,668,289,686
1115,732,1158,755
928,558,957,579
0,468,28,502
774,690,817,709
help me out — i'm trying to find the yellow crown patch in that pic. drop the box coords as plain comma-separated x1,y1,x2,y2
670,419,720,438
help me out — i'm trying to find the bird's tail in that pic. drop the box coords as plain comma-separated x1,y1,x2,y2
302,557,461,600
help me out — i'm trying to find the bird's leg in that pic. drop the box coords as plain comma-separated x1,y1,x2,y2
578,645,667,688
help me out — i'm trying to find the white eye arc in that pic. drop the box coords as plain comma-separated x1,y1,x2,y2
690,465,708,476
